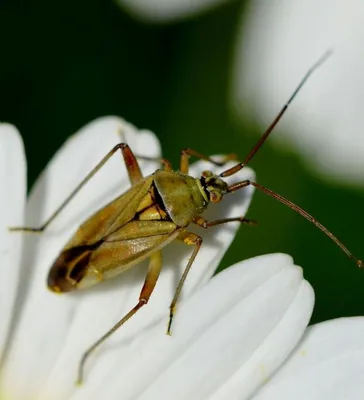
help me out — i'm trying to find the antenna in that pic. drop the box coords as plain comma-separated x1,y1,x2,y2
221,50,332,178
220,50,363,268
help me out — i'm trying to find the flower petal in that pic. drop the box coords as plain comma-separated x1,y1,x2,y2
67,254,313,400
117,0,231,23
0,116,160,398
252,317,364,399
0,124,26,359
36,161,254,398
2,115,255,399
231,0,364,184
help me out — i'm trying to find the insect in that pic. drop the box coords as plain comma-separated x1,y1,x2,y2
10,50,363,384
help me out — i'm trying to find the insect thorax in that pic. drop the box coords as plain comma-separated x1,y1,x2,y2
153,169,208,227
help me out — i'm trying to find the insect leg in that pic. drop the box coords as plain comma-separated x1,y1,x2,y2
193,215,257,228
167,231,202,335
9,143,143,233
180,148,237,174
77,250,163,385
117,128,171,169
119,143,144,185
227,179,363,268
132,153,172,171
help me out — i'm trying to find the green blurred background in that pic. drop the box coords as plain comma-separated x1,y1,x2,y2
1,0,363,324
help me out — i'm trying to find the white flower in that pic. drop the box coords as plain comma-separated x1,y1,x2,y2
116,0,364,186
116,0,230,23
1,117,363,399
232,0,364,185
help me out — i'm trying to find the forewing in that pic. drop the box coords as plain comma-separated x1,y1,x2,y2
64,176,154,248
77,222,181,288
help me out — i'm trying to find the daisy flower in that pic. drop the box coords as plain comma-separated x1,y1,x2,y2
232,0,364,186
1,117,363,399
116,0,364,186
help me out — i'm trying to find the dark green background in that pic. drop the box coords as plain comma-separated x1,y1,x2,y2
1,0,363,324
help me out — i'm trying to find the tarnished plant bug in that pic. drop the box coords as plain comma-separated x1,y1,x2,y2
10,50,363,384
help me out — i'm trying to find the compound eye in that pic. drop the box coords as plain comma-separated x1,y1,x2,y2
209,189,223,203
201,170,213,178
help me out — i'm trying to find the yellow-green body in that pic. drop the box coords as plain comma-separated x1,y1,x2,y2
48,170,208,292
